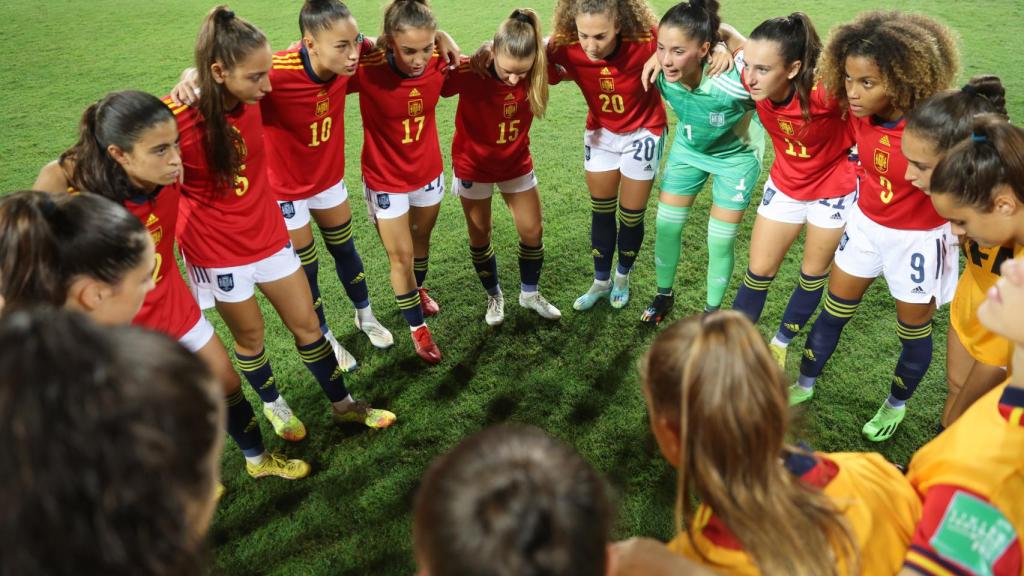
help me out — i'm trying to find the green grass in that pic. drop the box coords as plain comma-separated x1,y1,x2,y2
2,1,1023,574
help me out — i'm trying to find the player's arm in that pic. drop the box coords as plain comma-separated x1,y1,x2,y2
169,67,200,107
718,22,746,54
611,538,716,576
33,160,71,193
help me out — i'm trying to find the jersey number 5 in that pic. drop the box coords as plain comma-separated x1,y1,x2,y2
234,164,249,197
308,118,333,147
599,94,625,113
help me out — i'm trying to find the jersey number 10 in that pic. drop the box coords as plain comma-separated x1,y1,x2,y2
308,118,333,147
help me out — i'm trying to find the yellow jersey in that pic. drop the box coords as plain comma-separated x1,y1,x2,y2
951,241,1018,367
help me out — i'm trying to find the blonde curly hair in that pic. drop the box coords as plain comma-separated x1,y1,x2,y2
818,11,959,115
551,0,658,38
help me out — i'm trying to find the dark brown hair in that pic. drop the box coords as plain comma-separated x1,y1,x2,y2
906,75,1007,153
377,0,436,50
299,0,352,38
749,13,822,122
930,114,1024,210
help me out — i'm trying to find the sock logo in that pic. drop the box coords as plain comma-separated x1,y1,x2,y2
331,367,344,380
785,322,801,333
592,248,604,258
261,376,276,390
803,348,816,361
350,272,366,284
620,250,637,257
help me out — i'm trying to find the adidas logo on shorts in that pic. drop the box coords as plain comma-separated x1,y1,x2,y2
831,212,843,220
644,164,653,171
911,286,926,295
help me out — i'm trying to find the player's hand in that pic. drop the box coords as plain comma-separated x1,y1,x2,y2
436,30,460,70
641,51,661,92
287,39,302,51
469,41,494,78
705,42,734,78
610,538,715,576
1001,258,1024,286
169,67,200,107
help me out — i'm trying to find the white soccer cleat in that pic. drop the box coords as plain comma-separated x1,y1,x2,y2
324,330,359,372
354,312,395,350
520,291,562,320
485,291,505,326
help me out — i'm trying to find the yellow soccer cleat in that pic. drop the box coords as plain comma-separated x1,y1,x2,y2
246,452,311,480
332,400,397,429
263,402,307,442
770,342,787,370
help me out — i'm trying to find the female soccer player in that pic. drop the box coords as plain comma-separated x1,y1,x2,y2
902,78,1010,428
903,119,1024,572
0,308,223,575
725,15,857,369
790,11,959,442
32,91,310,480
352,0,452,364
169,7,395,428
548,0,666,312
442,9,561,325
640,0,764,324
642,311,920,575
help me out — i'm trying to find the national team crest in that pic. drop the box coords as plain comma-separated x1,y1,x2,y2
280,201,296,219
315,97,329,118
777,119,795,136
873,149,890,174
762,187,776,206
709,112,725,127
599,77,615,93
503,102,517,118
217,273,235,292
149,226,163,247
376,193,391,210
408,99,423,117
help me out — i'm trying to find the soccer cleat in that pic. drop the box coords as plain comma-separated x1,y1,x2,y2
485,291,505,326
411,325,442,365
640,293,674,325
325,330,358,373
354,311,395,350
332,400,397,429
770,342,788,370
610,273,630,309
246,452,311,480
419,288,440,316
862,403,907,442
788,383,814,406
262,401,307,442
573,280,612,311
215,482,225,501
519,291,562,320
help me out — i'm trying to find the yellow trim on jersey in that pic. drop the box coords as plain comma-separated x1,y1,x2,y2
163,99,189,116
904,550,956,576
1010,407,1024,427
273,64,305,70
272,54,301,61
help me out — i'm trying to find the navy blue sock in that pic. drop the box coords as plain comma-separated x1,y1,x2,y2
777,271,829,343
235,348,281,403
889,320,934,403
616,205,645,273
470,244,500,295
295,242,327,332
321,219,370,309
799,291,861,379
414,256,429,288
591,196,617,281
731,268,774,323
297,336,350,402
518,242,543,292
226,389,265,457
396,289,425,328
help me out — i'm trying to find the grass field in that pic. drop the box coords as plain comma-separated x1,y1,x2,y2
2,0,1023,573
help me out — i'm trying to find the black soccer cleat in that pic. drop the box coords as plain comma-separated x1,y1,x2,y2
640,293,674,326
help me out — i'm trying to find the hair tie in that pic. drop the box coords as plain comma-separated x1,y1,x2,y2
511,10,531,24
38,197,58,220
972,133,987,143
216,9,235,24
961,83,979,96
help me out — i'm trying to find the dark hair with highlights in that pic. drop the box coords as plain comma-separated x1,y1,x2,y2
906,75,1007,153
0,191,149,310
0,307,221,576
60,91,176,203
194,5,268,186
299,0,352,37
414,424,611,576
749,13,822,122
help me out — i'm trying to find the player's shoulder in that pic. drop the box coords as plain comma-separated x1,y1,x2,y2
359,46,388,68
549,32,578,49
621,28,655,43
162,96,193,120
272,48,303,72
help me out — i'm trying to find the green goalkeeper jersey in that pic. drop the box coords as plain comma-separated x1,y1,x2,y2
656,55,765,169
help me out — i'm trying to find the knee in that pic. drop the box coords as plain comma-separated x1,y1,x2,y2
232,328,266,355
519,223,542,246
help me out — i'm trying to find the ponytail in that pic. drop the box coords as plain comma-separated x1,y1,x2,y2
378,0,436,50
494,8,549,118
194,5,267,186
931,114,1024,210
749,13,821,122
60,91,175,203
659,0,721,64
906,75,1008,153
299,0,352,37
0,191,149,310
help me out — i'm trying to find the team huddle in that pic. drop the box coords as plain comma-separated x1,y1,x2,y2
2,0,1023,573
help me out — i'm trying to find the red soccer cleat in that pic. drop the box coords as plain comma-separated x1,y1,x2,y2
419,287,440,316
411,325,442,365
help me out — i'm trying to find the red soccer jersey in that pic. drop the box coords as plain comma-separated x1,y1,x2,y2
744,77,856,200
164,98,289,267
350,48,447,192
442,58,534,183
123,183,202,340
852,115,945,230
547,29,667,135
263,41,374,201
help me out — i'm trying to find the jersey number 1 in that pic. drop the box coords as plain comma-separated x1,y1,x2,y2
308,117,333,147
